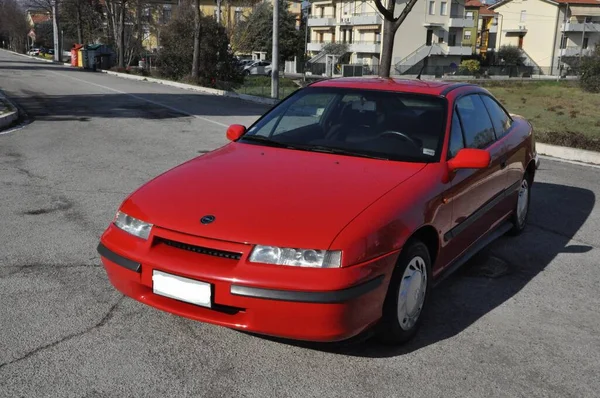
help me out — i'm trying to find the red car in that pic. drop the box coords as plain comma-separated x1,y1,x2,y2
98,78,537,345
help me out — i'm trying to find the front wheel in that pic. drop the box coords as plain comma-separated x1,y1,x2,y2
376,240,432,345
507,172,531,236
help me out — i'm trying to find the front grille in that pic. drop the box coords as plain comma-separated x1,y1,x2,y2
156,238,242,260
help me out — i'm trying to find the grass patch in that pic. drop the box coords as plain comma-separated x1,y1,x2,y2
234,76,299,99
478,80,600,151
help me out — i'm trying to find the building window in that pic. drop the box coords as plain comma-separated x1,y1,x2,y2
465,11,474,19
520,10,526,22
235,9,243,23
583,37,589,49
560,36,567,49
464,30,472,40
429,1,435,15
440,2,447,15
162,5,172,24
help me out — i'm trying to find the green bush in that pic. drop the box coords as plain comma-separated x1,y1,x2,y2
579,44,600,93
459,59,481,75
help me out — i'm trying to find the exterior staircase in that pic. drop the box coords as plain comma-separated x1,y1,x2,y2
394,43,444,74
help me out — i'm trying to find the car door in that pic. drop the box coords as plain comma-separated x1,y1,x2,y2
479,94,523,196
442,94,508,265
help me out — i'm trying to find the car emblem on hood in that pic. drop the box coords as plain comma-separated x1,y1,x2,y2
200,215,215,224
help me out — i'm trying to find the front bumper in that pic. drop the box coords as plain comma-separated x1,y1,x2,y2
98,225,396,342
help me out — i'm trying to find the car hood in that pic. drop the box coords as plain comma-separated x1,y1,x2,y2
121,143,427,248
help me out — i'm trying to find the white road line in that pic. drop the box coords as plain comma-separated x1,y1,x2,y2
47,70,228,128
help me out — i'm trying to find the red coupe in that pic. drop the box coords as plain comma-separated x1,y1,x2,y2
98,78,537,345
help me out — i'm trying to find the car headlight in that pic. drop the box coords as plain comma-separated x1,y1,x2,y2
248,245,342,268
113,211,153,240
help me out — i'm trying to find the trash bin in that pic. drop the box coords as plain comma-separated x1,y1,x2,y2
77,48,85,67
71,44,83,67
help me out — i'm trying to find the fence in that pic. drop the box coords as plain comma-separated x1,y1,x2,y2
392,64,581,78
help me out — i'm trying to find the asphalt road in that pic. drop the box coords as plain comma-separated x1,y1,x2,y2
1,50,599,398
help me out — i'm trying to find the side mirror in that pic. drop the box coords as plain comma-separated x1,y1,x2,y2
448,148,491,171
226,124,246,141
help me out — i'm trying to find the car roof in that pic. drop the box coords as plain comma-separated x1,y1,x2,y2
309,77,475,96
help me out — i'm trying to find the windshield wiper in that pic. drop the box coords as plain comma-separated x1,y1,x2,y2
239,135,291,148
303,145,389,160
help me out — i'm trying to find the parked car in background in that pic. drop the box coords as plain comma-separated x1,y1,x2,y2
27,48,40,56
97,78,537,346
243,60,272,76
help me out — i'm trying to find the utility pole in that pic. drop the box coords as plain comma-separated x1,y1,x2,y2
52,0,60,62
271,0,279,99
579,19,587,69
303,5,308,82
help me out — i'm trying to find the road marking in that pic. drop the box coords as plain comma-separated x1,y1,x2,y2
47,70,228,128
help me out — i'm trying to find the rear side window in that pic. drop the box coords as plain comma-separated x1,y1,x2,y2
455,95,496,149
480,95,512,137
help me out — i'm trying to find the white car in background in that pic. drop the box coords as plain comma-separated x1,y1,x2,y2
243,60,272,76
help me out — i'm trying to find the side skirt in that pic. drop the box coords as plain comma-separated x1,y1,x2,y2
433,220,513,288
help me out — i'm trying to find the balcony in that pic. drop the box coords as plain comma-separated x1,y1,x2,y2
560,47,594,57
561,22,600,33
308,15,336,27
307,42,334,52
350,13,382,25
441,44,473,55
349,41,381,53
448,15,475,28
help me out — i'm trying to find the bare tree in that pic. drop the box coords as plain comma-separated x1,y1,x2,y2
0,0,29,52
27,0,62,60
373,0,419,78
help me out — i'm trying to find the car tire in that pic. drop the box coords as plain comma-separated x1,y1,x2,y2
375,240,432,345
507,172,532,236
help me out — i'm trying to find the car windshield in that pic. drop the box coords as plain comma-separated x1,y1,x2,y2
241,86,447,162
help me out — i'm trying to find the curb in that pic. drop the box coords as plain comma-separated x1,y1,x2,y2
0,49,71,66
536,142,600,166
0,92,19,131
99,70,279,106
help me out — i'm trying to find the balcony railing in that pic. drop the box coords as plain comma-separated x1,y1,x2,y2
448,14,475,28
349,41,381,53
349,13,382,25
561,22,600,33
307,41,333,51
308,15,336,26
560,47,594,57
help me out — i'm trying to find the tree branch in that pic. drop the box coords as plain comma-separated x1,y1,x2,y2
393,0,419,29
373,0,394,22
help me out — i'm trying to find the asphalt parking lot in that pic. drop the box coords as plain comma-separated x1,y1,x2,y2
1,50,599,397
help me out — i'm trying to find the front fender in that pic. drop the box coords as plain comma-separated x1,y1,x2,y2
330,165,448,267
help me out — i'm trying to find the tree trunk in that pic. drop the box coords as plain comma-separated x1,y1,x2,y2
379,19,395,78
76,3,83,44
119,0,126,68
192,0,201,78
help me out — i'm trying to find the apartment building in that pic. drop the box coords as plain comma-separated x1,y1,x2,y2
490,0,600,75
475,1,498,60
389,0,476,74
307,0,383,66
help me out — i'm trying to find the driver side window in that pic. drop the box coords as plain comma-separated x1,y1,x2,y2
448,110,465,159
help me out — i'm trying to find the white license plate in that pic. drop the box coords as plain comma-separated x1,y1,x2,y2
152,270,211,308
